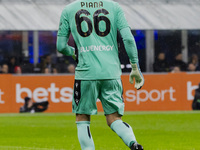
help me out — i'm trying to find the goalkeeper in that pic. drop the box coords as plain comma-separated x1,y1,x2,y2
57,0,144,149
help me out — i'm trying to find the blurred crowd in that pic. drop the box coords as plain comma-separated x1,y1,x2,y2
0,55,76,74
0,52,200,74
153,52,200,73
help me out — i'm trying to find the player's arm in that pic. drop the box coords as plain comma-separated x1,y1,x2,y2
120,28,144,90
56,9,75,57
120,27,138,64
116,3,144,90
57,36,75,56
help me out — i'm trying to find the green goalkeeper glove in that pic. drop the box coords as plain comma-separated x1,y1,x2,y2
70,47,76,61
129,63,144,90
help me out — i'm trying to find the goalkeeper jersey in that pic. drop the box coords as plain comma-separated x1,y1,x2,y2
57,0,129,80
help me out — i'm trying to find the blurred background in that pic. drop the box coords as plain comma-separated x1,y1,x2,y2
0,1,200,149
0,0,200,74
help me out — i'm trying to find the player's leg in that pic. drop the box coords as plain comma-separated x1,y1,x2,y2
99,79,143,150
106,112,143,150
73,80,99,150
106,112,137,148
76,114,95,150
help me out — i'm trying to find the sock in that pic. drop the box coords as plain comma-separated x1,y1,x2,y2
76,121,95,150
110,120,137,148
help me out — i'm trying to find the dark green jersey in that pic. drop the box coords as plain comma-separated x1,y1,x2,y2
58,0,130,80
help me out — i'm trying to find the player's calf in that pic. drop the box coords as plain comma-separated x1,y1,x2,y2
76,121,95,150
110,120,137,147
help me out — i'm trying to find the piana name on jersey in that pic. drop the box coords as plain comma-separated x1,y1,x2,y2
80,45,114,53
81,1,103,8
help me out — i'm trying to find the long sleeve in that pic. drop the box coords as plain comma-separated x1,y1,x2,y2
115,2,139,64
56,8,74,56
56,36,74,56
120,27,138,64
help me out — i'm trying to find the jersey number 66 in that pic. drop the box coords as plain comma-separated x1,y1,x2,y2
75,9,111,37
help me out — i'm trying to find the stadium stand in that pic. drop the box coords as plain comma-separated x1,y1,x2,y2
0,0,200,30
0,0,200,73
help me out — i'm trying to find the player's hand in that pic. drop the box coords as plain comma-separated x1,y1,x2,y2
70,47,76,60
72,52,76,61
129,63,144,90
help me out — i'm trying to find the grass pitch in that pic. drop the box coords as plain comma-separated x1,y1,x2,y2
0,111,200,150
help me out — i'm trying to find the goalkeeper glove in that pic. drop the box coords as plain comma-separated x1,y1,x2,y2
70,47,76,61
129,63,144,90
